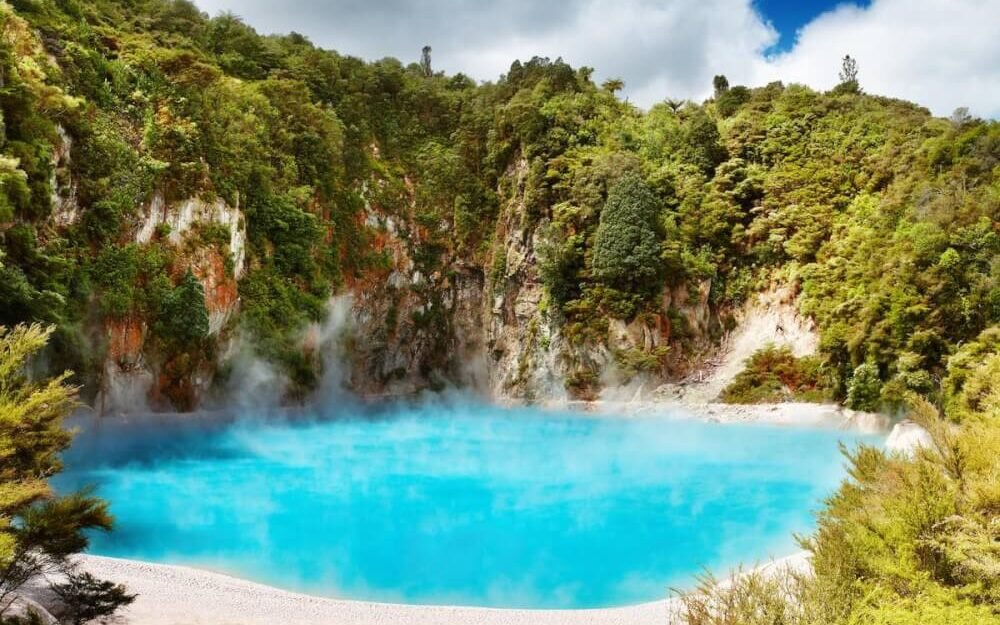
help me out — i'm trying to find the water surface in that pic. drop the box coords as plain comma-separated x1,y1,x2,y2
56,401,877,608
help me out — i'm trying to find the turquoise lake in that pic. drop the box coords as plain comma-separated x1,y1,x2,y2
55,401,878,609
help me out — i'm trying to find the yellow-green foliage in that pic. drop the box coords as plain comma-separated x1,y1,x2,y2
679,567,817,625
0,325,111,616
807,379,1000,620
0,324,126,618
943,326,1000,421
0,324,76,547
687,347,1000,625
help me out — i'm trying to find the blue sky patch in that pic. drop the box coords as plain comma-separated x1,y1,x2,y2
756,0,872,53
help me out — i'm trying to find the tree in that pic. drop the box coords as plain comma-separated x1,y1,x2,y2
949,107,974,128
601,78,624,94
846,362,881,411
835,54,860,93
592,174,663,298
0,325,124,619
683,110,726,174
51,572,136,625
420,45,432,77
712,74,729,98
716,85,751,117
156,270,210,348
664,98,685,113
206,13,277,80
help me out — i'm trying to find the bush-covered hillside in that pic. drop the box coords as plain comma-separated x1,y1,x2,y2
0,2,996,623
0,0,995,410
683,332,1000,625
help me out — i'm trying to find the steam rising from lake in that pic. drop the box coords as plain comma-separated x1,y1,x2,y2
57,400,877,608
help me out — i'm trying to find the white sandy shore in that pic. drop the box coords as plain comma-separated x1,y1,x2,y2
63,552,808,625
557,399,891,433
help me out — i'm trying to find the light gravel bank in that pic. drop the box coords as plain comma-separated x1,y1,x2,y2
64,552,807,625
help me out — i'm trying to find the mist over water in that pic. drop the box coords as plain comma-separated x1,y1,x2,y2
56,400,878,608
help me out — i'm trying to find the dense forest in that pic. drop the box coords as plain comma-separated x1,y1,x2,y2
0,0,997,623
1,0,996,410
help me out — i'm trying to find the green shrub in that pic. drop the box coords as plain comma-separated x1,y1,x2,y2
591,173,664,298
679,567,818,625
942,326,1000,421
686,392,1000,625
614,346,670,379
721,345,832,404
716,85,752,118
154,269,209,348
846,362,882,411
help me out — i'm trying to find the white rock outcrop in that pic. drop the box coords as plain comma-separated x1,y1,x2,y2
49,125,80,226
659,284,820,403
135,192,246,278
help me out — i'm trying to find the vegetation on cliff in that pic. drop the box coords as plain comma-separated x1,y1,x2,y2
720,344,831,404
0,2,995,623
0,0,995,408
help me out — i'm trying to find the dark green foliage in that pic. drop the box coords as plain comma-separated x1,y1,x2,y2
591,174,663,301
682,109,727,174
538,227,585,306
51,572,136,625
155,269,209,348
420,45,432,78
715,85,751,118
1,610,46,625
712,75,729,98
205,13,278,80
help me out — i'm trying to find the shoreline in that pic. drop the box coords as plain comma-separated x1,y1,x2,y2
554,399,891,433
60,552,809,625
46,400,893,625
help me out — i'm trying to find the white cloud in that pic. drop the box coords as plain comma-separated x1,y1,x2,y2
192,0,999,118
447,0,778,107
759,0,1000,118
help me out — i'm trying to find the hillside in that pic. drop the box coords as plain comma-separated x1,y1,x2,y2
0,0,996,414
0,2,998,625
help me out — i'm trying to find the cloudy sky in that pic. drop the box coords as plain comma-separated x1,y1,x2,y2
191,0,1000,118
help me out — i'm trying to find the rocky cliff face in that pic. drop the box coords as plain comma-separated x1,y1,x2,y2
484,158,569,400
477,160,726,403
96,191,246,414
345,169,489,397
329,154,722,404
49,126,79,228
653,283,821,403
76,149,721,412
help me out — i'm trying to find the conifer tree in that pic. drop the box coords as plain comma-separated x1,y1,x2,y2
0,325,131,620
592,174,663,298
